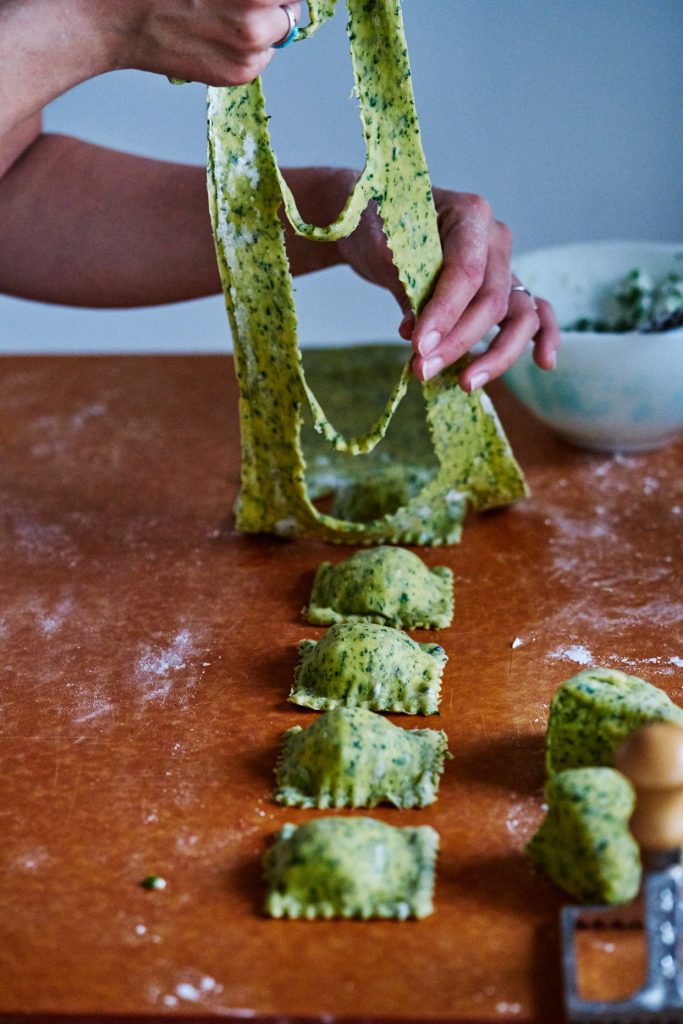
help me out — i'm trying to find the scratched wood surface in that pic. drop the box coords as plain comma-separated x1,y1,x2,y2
0,355,680,1023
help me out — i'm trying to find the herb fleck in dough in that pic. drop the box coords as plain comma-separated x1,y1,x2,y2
306,546,454,629
264,817,438,919
275,706,450,808
546,667,683,775
526,767,641,904
290,621,447,715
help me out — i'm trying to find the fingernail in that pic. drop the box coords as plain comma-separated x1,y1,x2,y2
469,370,489,391
546,352,557,370
421,354,445,381
418,329,441,357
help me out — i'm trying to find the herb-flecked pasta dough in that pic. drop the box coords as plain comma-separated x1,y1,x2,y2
526,767,641,904
206,0,528,546
264,817,439,919
546,667,683,775
289,621,447,715
275,707,450,808
306,546,454,628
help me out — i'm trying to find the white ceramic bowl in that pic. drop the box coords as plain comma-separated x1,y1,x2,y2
504,241,683,452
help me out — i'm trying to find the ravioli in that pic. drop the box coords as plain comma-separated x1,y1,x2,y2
289,621,447,715
306,546,453,629
546,667,683,775
526,767,641,904
206,0,528,546
263,817,438,919
275,707,449,808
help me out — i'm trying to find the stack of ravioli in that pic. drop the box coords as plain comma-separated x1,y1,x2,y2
527,666,683,904
263,546,455,920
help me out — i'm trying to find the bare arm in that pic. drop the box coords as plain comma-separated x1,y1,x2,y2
0,133,347,306
0,0,559,384
0,0,302,145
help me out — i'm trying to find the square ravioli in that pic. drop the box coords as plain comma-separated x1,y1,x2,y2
275,707,450,808
306,546,454,629
264,817,439,919
289,621,447,715
547,667,683,774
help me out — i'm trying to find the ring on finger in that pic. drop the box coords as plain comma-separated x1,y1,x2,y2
273,4,299,48
510,282,538,311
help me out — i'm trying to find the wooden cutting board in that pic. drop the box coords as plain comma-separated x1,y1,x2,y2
1,355,680,1022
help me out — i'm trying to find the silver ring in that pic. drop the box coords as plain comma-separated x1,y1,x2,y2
273,4,299,48
510,282,538,311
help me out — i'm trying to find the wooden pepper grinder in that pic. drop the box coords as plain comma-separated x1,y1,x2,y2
615,721,683,852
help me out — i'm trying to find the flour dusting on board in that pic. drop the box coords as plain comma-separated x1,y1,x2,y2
550,644,593,667
135,628,202,702
151,977,225,1011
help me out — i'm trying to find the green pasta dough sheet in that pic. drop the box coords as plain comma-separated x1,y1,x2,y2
206,0,528,547
289,621,447,715
275,707,450,808
526,767,641,904
263,817,439,919
546,667,683,775
306,546,454,629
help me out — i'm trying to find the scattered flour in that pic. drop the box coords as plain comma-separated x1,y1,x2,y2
13,848,51,871
155,977,224,1009
136,629,199,702
505,798,539,845
73,699,114,725
550,644,593,666
511,637,524,650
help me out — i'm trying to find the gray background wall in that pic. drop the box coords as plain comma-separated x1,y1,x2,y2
1,0,681,352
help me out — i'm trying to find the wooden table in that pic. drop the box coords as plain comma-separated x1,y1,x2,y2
1,355,681,1023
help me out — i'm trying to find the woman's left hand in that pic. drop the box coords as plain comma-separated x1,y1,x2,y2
336,182,560,391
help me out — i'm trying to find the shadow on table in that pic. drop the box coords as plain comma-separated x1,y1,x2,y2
451,732,546,795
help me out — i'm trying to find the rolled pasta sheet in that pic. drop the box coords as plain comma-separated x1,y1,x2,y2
289,622,447,715
275,707,450,808
206,0,527,547
264,817,439,919
306,546,454,629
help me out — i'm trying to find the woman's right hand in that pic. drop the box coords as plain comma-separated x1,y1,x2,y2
95,0,303,85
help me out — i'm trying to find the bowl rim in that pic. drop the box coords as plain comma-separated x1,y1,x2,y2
512,239,683,341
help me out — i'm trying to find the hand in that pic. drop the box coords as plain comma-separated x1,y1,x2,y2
337,184,560,391
93,0,302,85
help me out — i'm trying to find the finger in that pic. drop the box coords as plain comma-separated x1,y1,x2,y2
531,296,560,370
231,3,302,53
458,291,541,391
269,2,302,47
412,226,512,380
411,193,494,358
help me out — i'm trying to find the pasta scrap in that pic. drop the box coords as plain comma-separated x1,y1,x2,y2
526,767,641,904
306,546,454,629
264,816,439,919
546,667,683,775
289,621,447,715
275,706,450,808
206,0,528,546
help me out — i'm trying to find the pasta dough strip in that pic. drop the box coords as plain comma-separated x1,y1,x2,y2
207,0,528,544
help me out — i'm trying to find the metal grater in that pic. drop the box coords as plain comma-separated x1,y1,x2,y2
562,850,683,1022
561,722,683,1024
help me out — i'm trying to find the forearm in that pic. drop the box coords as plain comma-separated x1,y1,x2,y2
0,0,111,141
0,133,347,306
